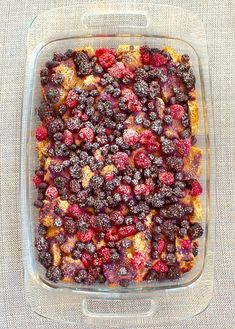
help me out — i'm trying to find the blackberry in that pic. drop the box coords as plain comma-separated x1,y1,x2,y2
151,120,163,135
160,137,175,154
152,216,163,225
118,267,128,276
165,253,177,265
135,68,148,80
46,266,62,282
181,112,190,128
76,220,89,233
143,119,151,128
54,176,67,189
74,51,92,75
110,249,120,260
55,233,65,245
151,250,160,259
45,60,59,69
158,185,172,198
184,206,194,215
181,220,190,229
134,115,143,125
66,117,81,132
149,111,157,121
179,128,191,139
71,249,82,260
64,219,76,234
188,223,203,240
54,217,63,227
162,204,185,219
48,118,64,137
38,251,52,268
74,269,88,283
70,164,82,179
163,115,173,125
75,242,85,250
125,216,133,225
85,243,96,255
34,200,43,208
178,227,187,238
161,220,175,237
192,244,199,257
113,193,122,202
136,221,145,232
133,80,149,97
97,274,106,283
166,243,175,253
173,187,185,198
96,214,111,231
150,194,165,208
166,156,183,171
120,239,132,249
182,68,195,90
35,236,49,252
168,266,180,280
145,269,157,281
90,175,104,189
37,224,47,236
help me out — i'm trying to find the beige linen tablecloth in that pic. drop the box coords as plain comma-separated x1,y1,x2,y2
0,0,234,328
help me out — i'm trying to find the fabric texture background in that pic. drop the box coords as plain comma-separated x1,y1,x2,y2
0,0,234,328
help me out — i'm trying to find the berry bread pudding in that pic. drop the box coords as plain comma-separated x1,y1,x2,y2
33,45,203,286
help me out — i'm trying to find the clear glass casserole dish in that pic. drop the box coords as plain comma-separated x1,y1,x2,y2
20,1,216,326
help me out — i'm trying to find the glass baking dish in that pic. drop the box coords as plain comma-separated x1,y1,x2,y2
20,1,216,326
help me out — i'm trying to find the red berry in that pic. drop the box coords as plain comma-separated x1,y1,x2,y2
141,52,151,64
65,89,78,108
134,184,150,196
116,184,132,195
97,49,115,68
139,130,154,145
36,125,48,141
81,113,88,122
159,171,174,185
151,53,167,67
118,225,137,238
176,139,191,157
108,62,126,78
63,129,73,146
131,252,145,269
92,257,103,266
170,104,184,119
77,229,94,243
190,180,203,196
145,178,155,191
182,239,192,250
145,140,160,153
78,127,94,142
33,175,43,187
134,152,151,169
123,128,139,146
104,172,114,181
152,260,168,273
81,252,92,268
112,152,129,170
45,186,58,200
105,227,120,242
67,204,82,218
157,239,165,253
98,247,111,263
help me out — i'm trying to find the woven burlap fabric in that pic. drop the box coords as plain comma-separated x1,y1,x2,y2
0,0,234,328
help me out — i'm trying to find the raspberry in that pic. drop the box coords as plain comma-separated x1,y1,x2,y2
131,252,145,269
145,141,160,153
112,152,128,170
33,175,43,187
170,104,184,119
98,247,111,263
45,186,58,200
108,62,126,78
159,171,174,185
134,184,150,196
116,184,132,195
151,53,167,67
67,204,82,218
81,252,92,268
139,130,154,145
176,139,191,157
105,226,120,242
181,239,191,250
104,172,114,181
141,52,151,64
118,225,137,238
63,129,73,146
134,152,151,169
36,125,48,141
77,229,94,243
157,239,165,253
190,180,203,196
152,260,168,273
92,257,103,266
110,211,124,225
78,127,94,142
65,89,78,108
123,129,139,146
96,48,115,68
